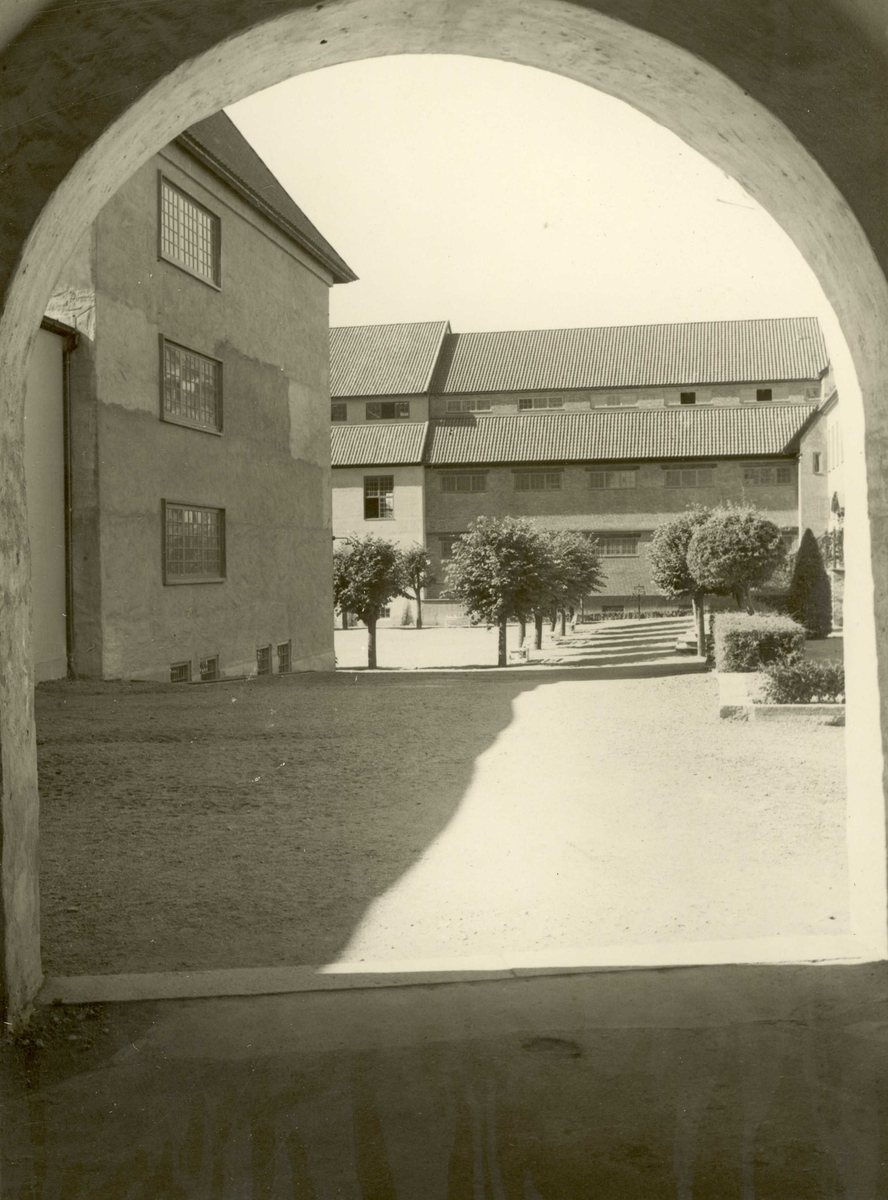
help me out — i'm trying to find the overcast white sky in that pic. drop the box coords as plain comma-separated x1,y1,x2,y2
227,55,837,340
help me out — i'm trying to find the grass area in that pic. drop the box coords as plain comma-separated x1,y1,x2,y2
37,665,848,977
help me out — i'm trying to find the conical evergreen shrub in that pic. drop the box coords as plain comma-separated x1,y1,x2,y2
786,528,832,638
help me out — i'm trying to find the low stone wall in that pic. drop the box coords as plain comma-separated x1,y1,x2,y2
717,671,845,725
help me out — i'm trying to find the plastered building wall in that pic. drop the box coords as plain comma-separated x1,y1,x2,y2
58,144,336,681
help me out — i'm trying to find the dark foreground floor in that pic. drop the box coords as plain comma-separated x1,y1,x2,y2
5,962,888,1198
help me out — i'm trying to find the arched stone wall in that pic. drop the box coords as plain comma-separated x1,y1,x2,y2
2,0,887,1020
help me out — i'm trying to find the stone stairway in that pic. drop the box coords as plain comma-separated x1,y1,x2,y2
529,616,703,669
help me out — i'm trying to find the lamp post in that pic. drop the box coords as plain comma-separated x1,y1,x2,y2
632,583,645,620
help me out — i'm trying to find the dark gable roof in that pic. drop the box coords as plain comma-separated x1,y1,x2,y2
331,322,451,397
424,406,818,466
332,421,429,467
177,112,356,284
431,318,829,393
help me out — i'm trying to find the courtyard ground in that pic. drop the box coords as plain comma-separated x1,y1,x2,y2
36,663,848,977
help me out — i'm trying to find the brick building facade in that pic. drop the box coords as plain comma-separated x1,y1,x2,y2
331,318,832,624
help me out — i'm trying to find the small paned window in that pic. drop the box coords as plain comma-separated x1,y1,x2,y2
170,662,192,683
277,642,291,673
439,535,461,559
199,656,219,682
162,340,222,432
366,401,410,420
514,471,562,491
597,536,640,557
441,474,488,493
163,503,225,582
518,396,563,410
159,178,220,285
680,392,696,405
331,403,348,422
379,606,391,619
364,476,394,519
257,646,272,675
742,465,793,486
589,469,637,490
756,388,773,402
664,468,715,488
446,398,492,413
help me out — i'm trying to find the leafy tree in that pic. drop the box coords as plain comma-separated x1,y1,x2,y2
398,544,436,630
544,531,606,640
686,504,785,615
786,528,832,637
332,535,403,668
445,516,553,666
649,507,711,654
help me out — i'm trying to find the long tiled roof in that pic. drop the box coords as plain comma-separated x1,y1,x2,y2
431,318,828,393
332,422,429,467
331,322,451,397
178,112,356,283
424,406,817,465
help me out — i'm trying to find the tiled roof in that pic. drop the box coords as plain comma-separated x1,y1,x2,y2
178,112,356,283
331,322,451,397
431,318,828,393
424,406,818,465
332,422,429,467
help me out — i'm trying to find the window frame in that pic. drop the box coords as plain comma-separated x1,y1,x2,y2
363,475,395,520
199,656,219,682
365,400,410,421
663,466,717,488
331,402,348,422
440,472,489,494
742,463,794,486
588,467,638,490
595,534,641,558
256,645,272,676
170,661,192,684
157,173,222,289
513,469,563,491
277,641,292,673
446,398,492,413
756,388,774,403
161,500,226,585
159,336,223,434
438,534,461,560
518,396,564,411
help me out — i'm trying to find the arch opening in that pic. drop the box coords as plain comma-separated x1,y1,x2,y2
2,0,887,1017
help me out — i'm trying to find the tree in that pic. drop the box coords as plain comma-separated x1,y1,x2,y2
686,504,785,615
547,531,606,638
332,536,403,668
445,517,553,666
398,544,436,630
649,507,711,654
786,528,832,637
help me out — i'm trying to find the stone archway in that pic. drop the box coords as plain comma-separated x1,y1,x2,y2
2,0,887,1021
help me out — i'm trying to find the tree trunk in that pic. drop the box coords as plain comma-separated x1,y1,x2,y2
415,589,423,629
518,616,526,646
498,617,508,667
693,592,706,657
550,612,557,633
367,617,377,668
342,610,349,630
734,585,754,615
534,613,544,650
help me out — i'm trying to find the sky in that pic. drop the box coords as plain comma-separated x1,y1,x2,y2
227,54,838,340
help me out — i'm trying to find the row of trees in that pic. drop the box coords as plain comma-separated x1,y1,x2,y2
332,519,604,667
334,504,830,668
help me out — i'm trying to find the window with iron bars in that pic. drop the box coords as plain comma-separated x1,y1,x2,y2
364,476,394,519
162,340,222,432
257,645,272,675
163,502,225,582
331,403,348,422
170,661,192,683
159,177,220,285
277,642,291,673
366,401,410,420
199,656,219,682
514,470,562,491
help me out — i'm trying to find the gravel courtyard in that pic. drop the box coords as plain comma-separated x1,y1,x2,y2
37,667,848,976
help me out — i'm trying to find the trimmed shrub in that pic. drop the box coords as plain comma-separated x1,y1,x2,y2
759,659,845,704
713,612,805,672
786,528,832,638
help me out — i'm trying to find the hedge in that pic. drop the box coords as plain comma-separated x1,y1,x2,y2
713,612,806,672
759,659,845,704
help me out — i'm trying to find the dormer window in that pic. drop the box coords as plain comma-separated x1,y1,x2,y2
680,392,696,405
756,388,773,402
